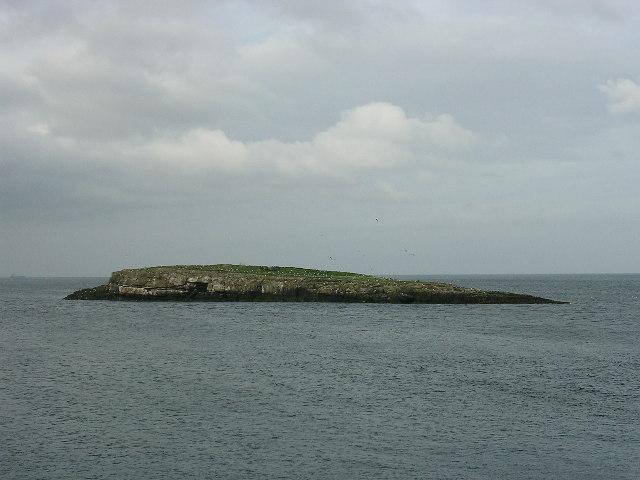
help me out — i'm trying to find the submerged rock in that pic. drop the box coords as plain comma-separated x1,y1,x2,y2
65,265,567,304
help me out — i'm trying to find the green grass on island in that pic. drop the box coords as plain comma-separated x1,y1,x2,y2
134,264,381,280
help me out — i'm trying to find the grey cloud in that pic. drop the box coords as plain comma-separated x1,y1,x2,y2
2,0,640,275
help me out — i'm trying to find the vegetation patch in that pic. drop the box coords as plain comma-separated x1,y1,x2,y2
140,264,380,280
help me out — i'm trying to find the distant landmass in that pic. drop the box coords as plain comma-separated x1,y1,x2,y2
65,265,566,304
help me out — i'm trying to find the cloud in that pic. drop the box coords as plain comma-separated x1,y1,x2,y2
124,128,251,174
600,78,640,114
1,102,479,222
3,0,640,275
123,102,479,178
310,103,478,171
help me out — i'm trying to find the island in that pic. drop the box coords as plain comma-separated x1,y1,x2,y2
64,264,566,304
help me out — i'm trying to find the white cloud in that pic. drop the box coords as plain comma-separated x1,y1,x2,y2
124,128,250,174
1,102,480,221
310,103,478,172
600,78,640,114
119,102,479,180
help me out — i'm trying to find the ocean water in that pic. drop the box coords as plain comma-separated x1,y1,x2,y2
1,275,638,479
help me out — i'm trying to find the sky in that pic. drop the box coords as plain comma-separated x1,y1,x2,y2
1,0,640,276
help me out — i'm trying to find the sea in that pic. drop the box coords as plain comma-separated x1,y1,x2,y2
1,274,638,479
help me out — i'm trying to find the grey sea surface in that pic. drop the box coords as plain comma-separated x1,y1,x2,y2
1,275,639,479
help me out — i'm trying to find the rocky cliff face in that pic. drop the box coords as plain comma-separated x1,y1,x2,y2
65,265,566,304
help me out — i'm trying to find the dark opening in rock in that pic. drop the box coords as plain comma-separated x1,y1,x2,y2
192,282,208,292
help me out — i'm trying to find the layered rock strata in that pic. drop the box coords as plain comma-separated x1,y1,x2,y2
65,265,566,304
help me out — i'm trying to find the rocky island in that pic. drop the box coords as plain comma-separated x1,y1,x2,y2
65,264,566,304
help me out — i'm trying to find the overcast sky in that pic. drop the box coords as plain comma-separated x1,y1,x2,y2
2,0,640,276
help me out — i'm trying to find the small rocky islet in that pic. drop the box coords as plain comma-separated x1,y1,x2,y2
65,264,566,304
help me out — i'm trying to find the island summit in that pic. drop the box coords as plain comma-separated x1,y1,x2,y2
65,265,566,304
